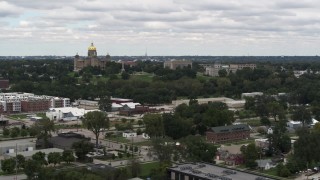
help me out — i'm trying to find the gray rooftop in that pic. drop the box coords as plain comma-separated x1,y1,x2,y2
0,138,36,147
210,124,250,134
168,163,274,180
6,148,63,158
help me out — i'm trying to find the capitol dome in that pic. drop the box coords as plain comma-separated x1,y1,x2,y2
88,43,96,51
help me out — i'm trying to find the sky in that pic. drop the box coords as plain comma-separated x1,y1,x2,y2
0,0,320,56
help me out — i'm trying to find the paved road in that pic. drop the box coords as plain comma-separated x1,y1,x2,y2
0,174,27,180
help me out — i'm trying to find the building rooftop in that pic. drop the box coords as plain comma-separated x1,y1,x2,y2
209,124,250,134
6,148,63,158
0,138,36,147
168,163,273,180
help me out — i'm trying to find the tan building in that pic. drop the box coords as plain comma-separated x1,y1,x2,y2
163,59,192,70
74,43,111,71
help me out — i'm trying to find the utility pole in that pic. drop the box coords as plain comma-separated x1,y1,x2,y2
15,143,17,180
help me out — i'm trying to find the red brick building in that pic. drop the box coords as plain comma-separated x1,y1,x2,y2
0,79,9,89
21,99,50,112
206,124,250,144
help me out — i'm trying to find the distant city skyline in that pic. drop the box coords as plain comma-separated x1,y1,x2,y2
0,0,320,56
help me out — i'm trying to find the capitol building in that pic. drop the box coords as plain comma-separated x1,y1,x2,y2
74,43,111,71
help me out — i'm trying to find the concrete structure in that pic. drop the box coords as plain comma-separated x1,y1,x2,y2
37,132,90,150
0,138,36,155
164,59,192,70
255,138,269,149
4,148,63,159
205,62,256,77
122,131,137,138
206,124,250,144
142,133,150,139
241,92,263,99
46,107,98,121
167,163,270,180
74,43,111,71
267,127,273,134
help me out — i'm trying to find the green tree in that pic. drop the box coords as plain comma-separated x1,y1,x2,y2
127,159,141,177
98,96,112,112
1,158,15,173
20,129,28,137
62,150,75,164
3,128,10,137
82,111,109,148
24,160,42,180
242,143,259,169
47,152,61,167
121,72,130,80
218,69,228,77
31,118,55,148
10,127,20,138
72,140,94,160
292,105,312,126
143,114,164,138
32,151,47,166
16,154,25,169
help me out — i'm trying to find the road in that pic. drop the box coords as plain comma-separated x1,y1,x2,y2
0,174,27,180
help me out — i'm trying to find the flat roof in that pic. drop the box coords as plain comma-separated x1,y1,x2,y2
0,138,36,147
6,148,63,157
168,163,273,180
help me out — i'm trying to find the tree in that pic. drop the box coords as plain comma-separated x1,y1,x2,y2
31,117,55,148
3,128,10,137
16,154,25,169
47,152,61,167
82,111,109,148
121,72,130,80
1,158,15,173
72,140,94,160
20,129,28,137
242,143,259,169
143,114,164,138
32,151,47,166
292,105,312,126
98,96,112,112
128,159,141,177
24,160,42,180
10,127,20,138
218,69,228,77
62,150,75,164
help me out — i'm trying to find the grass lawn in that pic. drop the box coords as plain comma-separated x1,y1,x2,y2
36,113,47,119
130,73,154,82
7,114,27,120
140,161,160,177
239,118,261,126
263,167,278,176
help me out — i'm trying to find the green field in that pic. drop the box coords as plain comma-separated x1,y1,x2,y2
130,73,154,82
140,161,160,177
7,114,27,120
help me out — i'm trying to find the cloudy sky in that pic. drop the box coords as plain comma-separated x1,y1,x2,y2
0,0,320,56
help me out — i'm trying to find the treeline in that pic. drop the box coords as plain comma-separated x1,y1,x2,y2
2,59,320,105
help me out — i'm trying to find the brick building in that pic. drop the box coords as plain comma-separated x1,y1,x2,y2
21,99,50,112
0,79,9,89
206,124,250,144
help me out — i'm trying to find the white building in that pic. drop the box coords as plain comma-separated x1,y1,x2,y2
241,92,263,99
46,107,98,121
123,131,137,138
287,120,302,129
142,133,150,139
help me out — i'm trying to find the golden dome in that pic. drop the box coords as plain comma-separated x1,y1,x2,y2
88,43,96,51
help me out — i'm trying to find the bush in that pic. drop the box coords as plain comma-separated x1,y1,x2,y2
257,127,266,135
260,117,271,126
21,129,28,137
3,128,10,137
118,153,123,158
10,127,20,138
136,128,142,135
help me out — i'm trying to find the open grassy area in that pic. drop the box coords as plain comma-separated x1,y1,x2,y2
133,140,152,146
140,161,160,177
130,73,154,82
7,114,27,120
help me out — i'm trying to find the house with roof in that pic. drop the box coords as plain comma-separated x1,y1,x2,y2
256,159,277,170
206,124,250,144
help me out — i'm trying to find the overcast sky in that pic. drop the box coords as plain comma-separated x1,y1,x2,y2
0,0,320,56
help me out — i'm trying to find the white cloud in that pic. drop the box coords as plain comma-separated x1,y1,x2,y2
1,0,320,55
